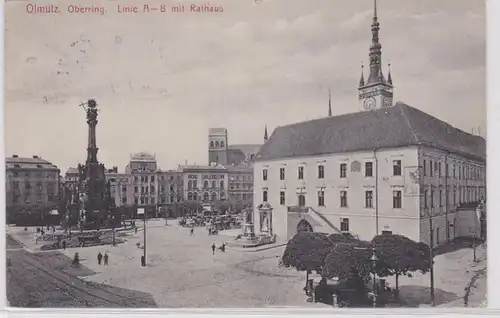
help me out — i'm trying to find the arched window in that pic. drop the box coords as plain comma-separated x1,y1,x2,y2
215,141,220,148
297,219,313,233
211,192,217,202
204,180,209,189
210,141,214,148
188,180,192,190
212,180,216,189
188,192,193,200
220,180,224,189
193,193,198,201
220,141,225,147
203,192,209,202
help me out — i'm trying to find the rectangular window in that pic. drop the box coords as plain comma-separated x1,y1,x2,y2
318,165,325,179
298,194,306,207
318,190,325,206
280,191,285,205
151,176,155,183
145,197,149,205
340,191,347,207
263,169,268,181
140,197,145,204
151,197,155,205
424,190,428,209
134,198,139,205
430,190,434,208
151,186,155,193
453,190,457,204
453,164,456,178
122,197,127,204
430,160,433,177
438,162,442,177
340,164,347,178
365,191,373,208
439,190,443,207
393,191,402,209
263,190,268,202
298,166,304,180
340,218,349,232
423,160,426,176
280,168,285,180
393,160,402,176
365,162,373,177
445,163,449,177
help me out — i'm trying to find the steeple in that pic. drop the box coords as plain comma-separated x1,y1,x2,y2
264,125,268,142
328,88,332,117
387,63,393,85
358,0,394,111
366,0,385,85
358,64,365,87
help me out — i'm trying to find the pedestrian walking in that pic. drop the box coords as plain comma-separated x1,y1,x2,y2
62,240,67,250
103,252,109,266
135,227,138,234
211,243,216,255
141,255,145,267
190,228,194,236
97,252,103,265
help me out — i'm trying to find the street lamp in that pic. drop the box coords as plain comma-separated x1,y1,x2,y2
370,249,378,308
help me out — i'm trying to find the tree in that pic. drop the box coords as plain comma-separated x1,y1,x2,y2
372,233,431,291
321,241,373,280
281,232,334,274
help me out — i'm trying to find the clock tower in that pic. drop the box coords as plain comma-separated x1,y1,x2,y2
358,0,394,111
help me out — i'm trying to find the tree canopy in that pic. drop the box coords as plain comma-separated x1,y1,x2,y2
371,233,431,289
281,232,334,273
321,240,373,279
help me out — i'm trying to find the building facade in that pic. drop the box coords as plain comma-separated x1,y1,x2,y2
6,155,61,219
252,3,486,246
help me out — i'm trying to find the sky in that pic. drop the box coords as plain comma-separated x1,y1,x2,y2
5,0,486,173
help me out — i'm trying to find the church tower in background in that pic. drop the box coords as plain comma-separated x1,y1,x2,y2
358,0,394,111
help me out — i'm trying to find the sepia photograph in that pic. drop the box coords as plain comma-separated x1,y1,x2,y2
4,0,487,309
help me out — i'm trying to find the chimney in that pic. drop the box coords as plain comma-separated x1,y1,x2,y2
33,155,39,159
12,155,18,158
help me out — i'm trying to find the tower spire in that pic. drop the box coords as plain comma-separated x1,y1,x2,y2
358,63,365,87
366,0,385,85
387,63,393,85
264,125,268,142
328,88,332,117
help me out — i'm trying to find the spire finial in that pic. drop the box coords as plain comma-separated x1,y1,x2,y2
328,88,332,117
374,0,378,19
359,63,365,87
264,125,268,142
387,63,393,85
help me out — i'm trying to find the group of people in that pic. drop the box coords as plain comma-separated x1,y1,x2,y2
97,251,109,266
211,242,226,254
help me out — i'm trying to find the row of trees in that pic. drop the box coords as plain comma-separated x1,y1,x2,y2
281,232,431,293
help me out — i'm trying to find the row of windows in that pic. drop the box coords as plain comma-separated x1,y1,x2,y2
133,175,156,183
423,187,484,208
187,192,220,201
264,190,403,209
134,186,156,194
264,161,402,181
187,180,224,190
229,183,253,190
209,140,225,148
12,171,57,178
422,159,485,181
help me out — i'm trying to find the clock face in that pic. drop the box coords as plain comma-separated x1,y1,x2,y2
383,96,392,108
363,97,376,110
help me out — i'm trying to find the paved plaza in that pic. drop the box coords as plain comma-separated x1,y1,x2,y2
7,220,486,308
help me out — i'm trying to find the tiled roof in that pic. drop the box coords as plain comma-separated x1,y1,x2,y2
66,167,78,174
6,156,59,170
256,103,486,162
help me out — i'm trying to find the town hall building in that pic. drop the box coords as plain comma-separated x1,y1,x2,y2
252,1,486,246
